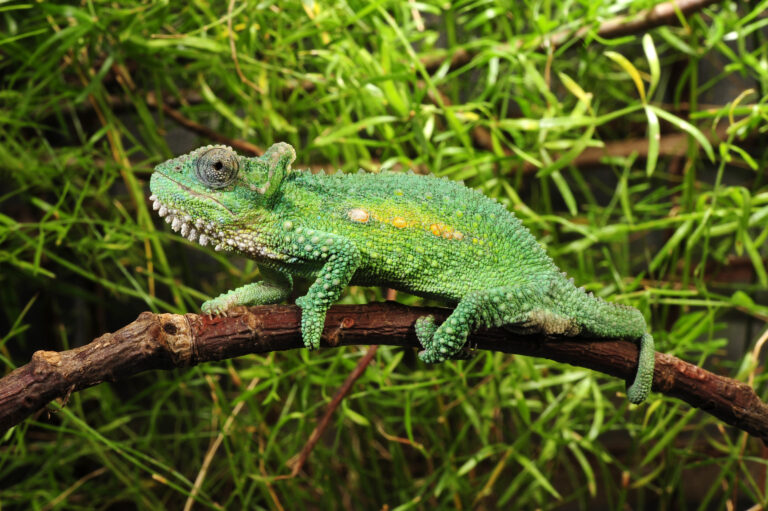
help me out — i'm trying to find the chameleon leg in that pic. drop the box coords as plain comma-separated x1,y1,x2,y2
295,237,360,350
626,333,654,404
202,266,292,315
418,287,529,363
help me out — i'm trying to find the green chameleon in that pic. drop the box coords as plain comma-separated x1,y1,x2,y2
149,142,655,403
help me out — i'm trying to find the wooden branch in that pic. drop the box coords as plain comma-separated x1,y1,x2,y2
424,82,756,175
2,303,766,443
594,0,721,39
549,0,723,47
517,122,736,173
422,0,724,72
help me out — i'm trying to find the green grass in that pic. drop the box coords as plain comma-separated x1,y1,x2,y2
1,0,768,508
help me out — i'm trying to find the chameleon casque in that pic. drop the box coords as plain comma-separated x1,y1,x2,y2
149,142,655,403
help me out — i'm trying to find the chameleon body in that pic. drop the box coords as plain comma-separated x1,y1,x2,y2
149,142,655,403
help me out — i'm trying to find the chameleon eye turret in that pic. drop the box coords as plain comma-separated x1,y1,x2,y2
255,142,296,198
195,147,239,189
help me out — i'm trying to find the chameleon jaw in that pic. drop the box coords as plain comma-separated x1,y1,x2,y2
149,193,223,249
149,194,288,260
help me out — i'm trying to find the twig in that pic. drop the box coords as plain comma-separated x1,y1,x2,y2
284,345,379,478
425,82,745,174
227,0,264,94
2,303,767,444
108,65,262,156
582,0,722,41
282,290,390,478
40,467,108,511
159,104,263,156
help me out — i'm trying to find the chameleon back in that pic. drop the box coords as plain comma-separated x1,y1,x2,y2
279,169,560,301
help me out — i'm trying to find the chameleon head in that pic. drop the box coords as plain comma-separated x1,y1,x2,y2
148,142,296,256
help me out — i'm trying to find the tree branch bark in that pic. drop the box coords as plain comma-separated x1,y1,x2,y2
549,0,723,47
2,303,766,443
422,0,724,72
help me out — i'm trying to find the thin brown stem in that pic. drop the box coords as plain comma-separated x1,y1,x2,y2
227,0,264,94
183,376,261,511
159,104,263,156
284,345,379,478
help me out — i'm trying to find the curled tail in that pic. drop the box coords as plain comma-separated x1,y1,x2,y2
627,333,654,404
559,282,655,403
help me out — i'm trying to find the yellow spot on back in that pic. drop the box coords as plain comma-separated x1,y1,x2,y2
427,221,466,241
393,217,407,228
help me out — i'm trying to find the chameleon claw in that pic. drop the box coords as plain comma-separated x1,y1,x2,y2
452,347,477,361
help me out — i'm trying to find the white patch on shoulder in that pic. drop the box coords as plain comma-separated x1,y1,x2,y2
347,208,370,223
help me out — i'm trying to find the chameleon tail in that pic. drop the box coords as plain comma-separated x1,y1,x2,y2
626,333,654,404
560,282,654,403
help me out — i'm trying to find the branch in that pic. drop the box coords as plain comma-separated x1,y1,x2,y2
516,121,738,173
2,303,766,442
422,0,723,72
426,83,756,175
592,0,721,39
549,0,723,47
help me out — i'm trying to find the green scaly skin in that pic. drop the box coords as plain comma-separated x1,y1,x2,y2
149,142,655,403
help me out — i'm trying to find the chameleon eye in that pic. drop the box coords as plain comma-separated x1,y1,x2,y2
195,148,239,189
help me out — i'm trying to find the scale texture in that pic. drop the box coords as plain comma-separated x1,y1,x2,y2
149,142,654,403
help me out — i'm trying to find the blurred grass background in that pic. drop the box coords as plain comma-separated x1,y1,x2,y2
1,0,768,509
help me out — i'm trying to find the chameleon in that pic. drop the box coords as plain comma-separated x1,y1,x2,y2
149,142,655,403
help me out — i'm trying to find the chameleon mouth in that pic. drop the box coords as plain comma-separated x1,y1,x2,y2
149,193,226,251
149,193,290,261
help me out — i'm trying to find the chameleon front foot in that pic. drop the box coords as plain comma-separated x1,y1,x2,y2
201,276,293,317
201,292,239,316
295,296,323,350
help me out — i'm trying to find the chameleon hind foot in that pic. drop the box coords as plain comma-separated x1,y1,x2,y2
416,315,476,362
418,287,531,363
415,315,437,352
417,311,471,363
